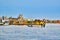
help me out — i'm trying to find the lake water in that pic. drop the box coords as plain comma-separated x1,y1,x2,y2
0,24,60,40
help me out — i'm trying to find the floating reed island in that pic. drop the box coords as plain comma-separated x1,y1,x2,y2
0,14,60,27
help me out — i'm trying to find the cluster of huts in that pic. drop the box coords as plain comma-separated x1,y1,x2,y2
0,14,46,27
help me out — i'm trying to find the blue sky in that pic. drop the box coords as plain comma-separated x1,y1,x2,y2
0,0,60,19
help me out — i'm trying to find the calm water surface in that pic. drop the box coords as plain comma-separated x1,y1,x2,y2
0,24,60,40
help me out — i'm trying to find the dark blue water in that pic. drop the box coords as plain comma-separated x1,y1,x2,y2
0,24,60,40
